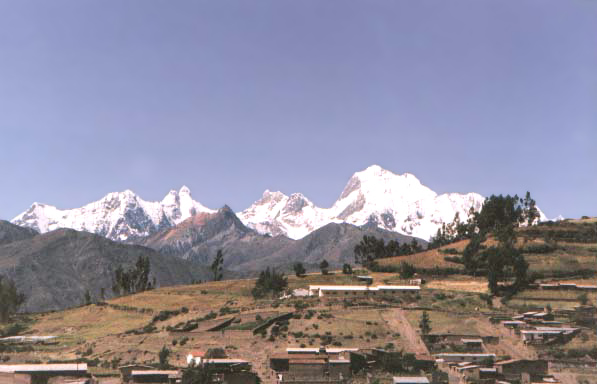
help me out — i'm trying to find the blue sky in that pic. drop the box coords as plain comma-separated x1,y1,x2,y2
0,0,595,220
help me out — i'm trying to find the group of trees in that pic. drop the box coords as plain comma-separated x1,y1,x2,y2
429,192,540,249
112,255,154,296
354,235,423,268
293,259,337,277
0,276,25,323
251,267,288,298
440,193,540,295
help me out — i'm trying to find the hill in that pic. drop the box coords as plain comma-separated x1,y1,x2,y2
378,218,597,278
0,229,211,312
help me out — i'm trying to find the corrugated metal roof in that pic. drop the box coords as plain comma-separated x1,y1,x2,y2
203,359,249,364
131,370,178,375
0,364,87,373
329,359,350,364
289,360,326,364
392,377,430,384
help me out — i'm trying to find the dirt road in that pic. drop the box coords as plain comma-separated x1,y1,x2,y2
381,308,429,355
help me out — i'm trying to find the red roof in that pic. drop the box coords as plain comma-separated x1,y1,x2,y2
188,350,206,357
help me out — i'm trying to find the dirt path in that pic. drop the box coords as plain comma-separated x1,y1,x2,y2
474,316,537,360
381,308,429,355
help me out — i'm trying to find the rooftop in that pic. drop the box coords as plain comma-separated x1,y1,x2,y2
310,285,420,291
0,364,87,373
393,377,430,384
131,370,178,376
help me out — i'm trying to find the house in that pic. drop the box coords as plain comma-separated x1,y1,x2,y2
130,370,179,384
521,327,579,343
434,353,495,364
186,350,206,366
392,377,430,384
0,364,90,384
308,285,420,299
271,350,351,383
494,359,548,379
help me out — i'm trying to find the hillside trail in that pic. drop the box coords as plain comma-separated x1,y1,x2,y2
381,308,429,355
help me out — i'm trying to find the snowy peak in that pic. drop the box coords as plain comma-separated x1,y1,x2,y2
12,187,215,241
238,165,486,241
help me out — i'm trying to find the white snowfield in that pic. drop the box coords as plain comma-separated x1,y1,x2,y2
12,165,549,242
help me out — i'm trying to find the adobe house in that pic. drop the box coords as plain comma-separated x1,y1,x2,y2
0,364,90,384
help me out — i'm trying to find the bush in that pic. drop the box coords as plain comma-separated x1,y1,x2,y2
440,248,460,255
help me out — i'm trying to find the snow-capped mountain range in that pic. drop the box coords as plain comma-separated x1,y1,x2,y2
12,186,214,241
11,165,546,241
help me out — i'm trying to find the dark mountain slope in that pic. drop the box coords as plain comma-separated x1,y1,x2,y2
140,206,293,272
236,222,426,272
0,228,210,312
141,207,426,274
0,220,37,245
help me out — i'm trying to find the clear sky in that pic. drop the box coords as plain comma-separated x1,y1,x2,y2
0,0,595,220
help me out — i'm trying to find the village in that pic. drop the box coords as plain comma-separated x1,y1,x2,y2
1,272,595,384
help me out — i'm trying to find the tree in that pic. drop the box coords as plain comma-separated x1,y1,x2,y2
112,256,153,296
205,348,227,358
419,311,431,335
83,290,92,306
399,262,416,279
211,249,224,282
342,263,353,275
354,235,387,268
0,276,25,323
252,268,288,299
182,363,212,384
578,292,589,306
319,259,329,275
158,346,171,369
293,262,306,278
520,191,540,226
